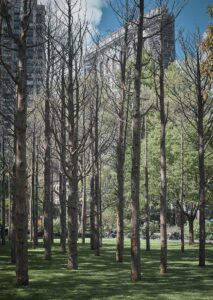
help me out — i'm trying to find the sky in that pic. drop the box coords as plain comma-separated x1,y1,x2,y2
98,0,212,37
39,0,212,47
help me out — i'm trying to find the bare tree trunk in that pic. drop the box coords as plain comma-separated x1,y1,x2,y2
90,174,95,250
99,160,102,247
14,0,29,285
31,125,36,247
15,65,29,284
29,184,32,242
0,4,3,246
8,175,11,241
93,76,100,256
197,50,206,267
67,173,78,269
1,1,29,283
159,18,167,275
130,0,144,282
115,7,129,263
81,104,86,244
180,123,184,253
11,136,16,263
59,171,66,252
188,218,194,245
89,95,95,251
67,46,79,271
33,143,38,248
1,129,6,245
144,116,150,251
43,25,52,260
59,61,67,253
65,1,80,270
93,170,100,256
81,176,87,244
116,88,125,262
50,168,54,244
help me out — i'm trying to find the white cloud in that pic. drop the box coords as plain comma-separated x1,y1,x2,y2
39,0,106,31
81,0,106,27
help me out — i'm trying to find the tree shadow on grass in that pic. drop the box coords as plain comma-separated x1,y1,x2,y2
0,240,212,300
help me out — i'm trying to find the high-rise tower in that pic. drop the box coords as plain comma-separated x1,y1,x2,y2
0,0,45,132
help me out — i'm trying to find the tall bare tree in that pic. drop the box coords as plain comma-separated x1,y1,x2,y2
0,0,30,285
130,0,144,281
59,59,67,253
159,12,168,274
151,4,175,274
179,122,184,253
1,129,6,245
144,115,150,251
43,9,54,260
90,68,101,256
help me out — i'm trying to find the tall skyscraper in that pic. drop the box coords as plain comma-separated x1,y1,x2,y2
0,0,45,136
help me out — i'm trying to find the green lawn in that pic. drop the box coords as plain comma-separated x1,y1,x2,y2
0,239,212,300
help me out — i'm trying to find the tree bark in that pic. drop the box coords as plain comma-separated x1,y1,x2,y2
81,177,87,244
99,160,102,247
50,169,54,244
144,116,150,251
115,3,129,262
11,137,16,263
196,50,206,267
14,0,29,285
116,60,125,263
180,123,184,253
1,130,6,245
93,170,100,256
81,102,87,244
1,2,29,283
93,74,100,256
67,174,78,269
90,174,95,250
33,143,38,248
188,218,194,245
159,15,167,275
59,170,67,253
31,125,36,248
130,0,144,282
43,29,52,260
66,4,79,269
59,61,67,253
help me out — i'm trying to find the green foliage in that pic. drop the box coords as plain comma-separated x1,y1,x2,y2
185,219,213,241
141,221,160,237
102,208,117,233
53,217,61,234
101,166,117,232
140,111,213,208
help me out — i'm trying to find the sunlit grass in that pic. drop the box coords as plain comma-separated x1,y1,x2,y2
0,239,212,299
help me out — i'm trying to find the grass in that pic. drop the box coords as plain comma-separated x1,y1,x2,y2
0,239,213,300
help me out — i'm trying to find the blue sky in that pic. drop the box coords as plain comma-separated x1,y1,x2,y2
98,0,212,37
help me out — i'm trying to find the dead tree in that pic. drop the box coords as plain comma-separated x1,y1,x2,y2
0,0,30,285
144,115,150,251
43,10,53,260
130,0,144,281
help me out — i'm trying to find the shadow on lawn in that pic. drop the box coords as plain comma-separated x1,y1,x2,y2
0,240,212,300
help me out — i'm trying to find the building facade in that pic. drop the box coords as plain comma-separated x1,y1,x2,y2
0,0,45,133
0,0,45,164
85,8,175,75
